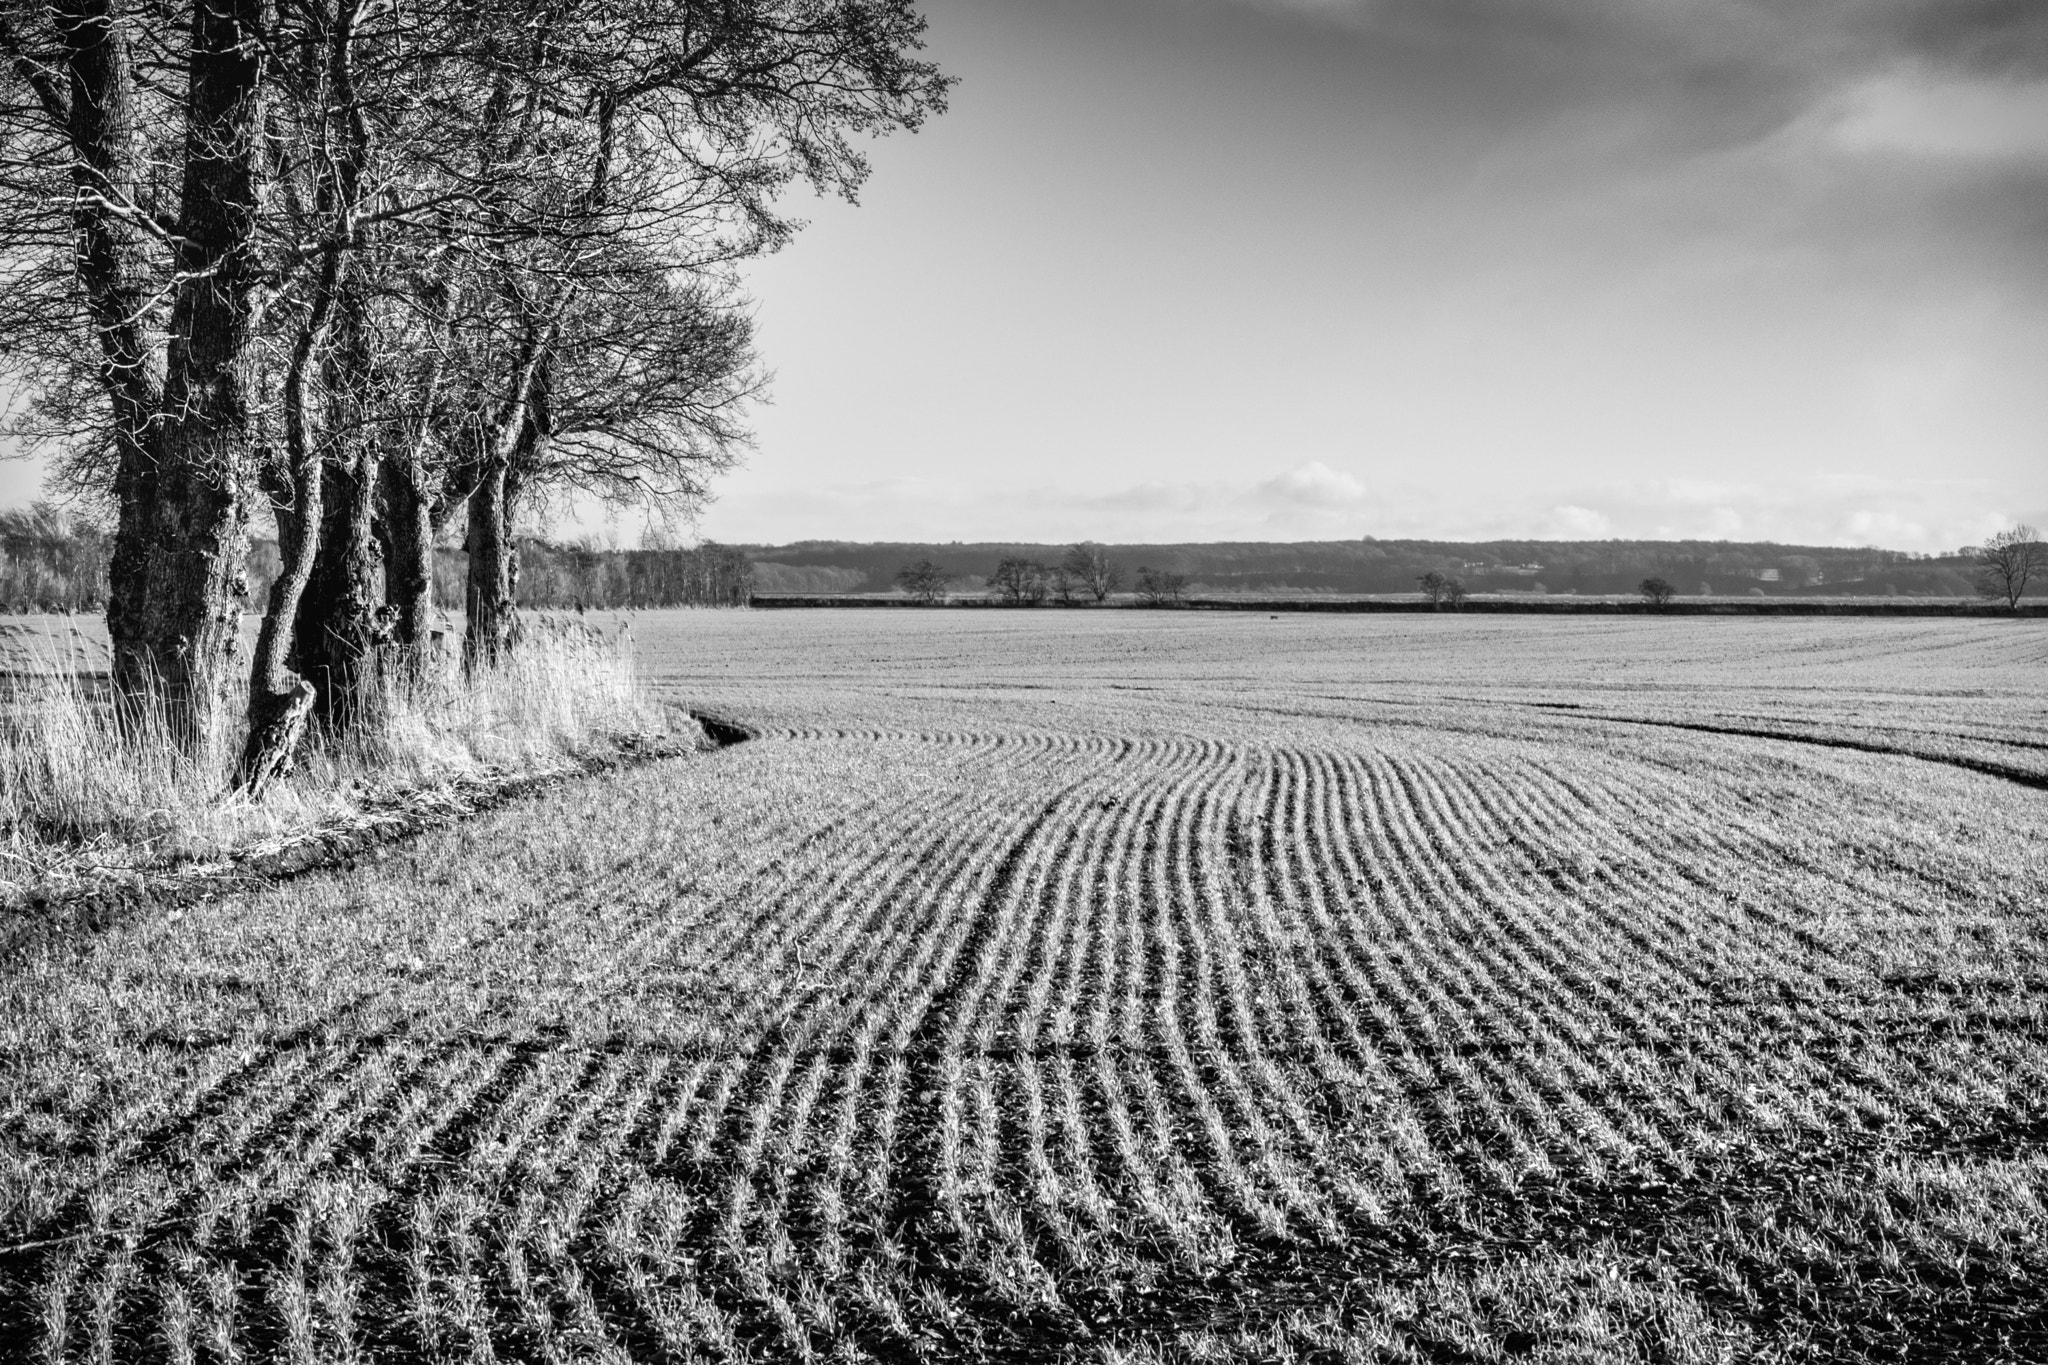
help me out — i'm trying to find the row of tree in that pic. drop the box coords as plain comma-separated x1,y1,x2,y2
0,0,947,788
510,540,752,610
756,537,2020,598
895,545,1194,606
250,535,755,612
895,540,2045,613
0,502,107,613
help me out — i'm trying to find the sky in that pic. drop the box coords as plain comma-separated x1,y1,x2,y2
7,0,2046,551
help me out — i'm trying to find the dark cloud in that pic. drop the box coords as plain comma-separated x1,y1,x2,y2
1217,0,2048,157
1882,0,2048,77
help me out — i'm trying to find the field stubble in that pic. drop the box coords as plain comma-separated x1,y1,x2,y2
2,611,2046,1363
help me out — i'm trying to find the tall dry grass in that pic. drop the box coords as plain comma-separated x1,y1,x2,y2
0,620,672,879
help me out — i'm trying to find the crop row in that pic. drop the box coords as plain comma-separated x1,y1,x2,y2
11,715,2047,1361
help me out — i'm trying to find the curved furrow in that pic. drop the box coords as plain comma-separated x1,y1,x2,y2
1263,747,1462,1202
1409,753,1712,1178
1181,752,1347,1238
1060,734,1236,1262
1389,753,1693,1173
622,758,1073,1353
1441,755,1779,1135
1371,750,1648,1182
1248,746,1449,1212
1409,757,1705,1167
1495,755,1937,1129
1072,739,1226,1265
1033,778,1138,1256
664,768,986,1049
912,772,1111,1313
1002,794,1118,1274
1139,736,1300,1241
1269,744,1445,1128
1468,743,1989,1151
1512,753,1837,977
1322,750,1553,1194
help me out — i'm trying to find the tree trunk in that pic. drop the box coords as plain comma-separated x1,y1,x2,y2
463,458,519,670
132,0,267,751
253,0,380,751
461,326,550,671
292,447,387,729
378,285,459,675
33,0,165,699
239,454,321,797
379,456,436,662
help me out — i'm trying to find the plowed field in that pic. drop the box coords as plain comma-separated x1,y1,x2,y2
5,612,2046,1362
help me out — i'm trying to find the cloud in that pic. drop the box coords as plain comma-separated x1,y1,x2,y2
672,463,1377,545
1200,0,2048,162
1253,461,1368,506
1537,505,1614,539
550,466,2024,555
1826,74,2048,160
1467,475,2019,553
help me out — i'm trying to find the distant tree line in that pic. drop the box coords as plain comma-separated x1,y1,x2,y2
758,537,2017,600
251,537,754,611
895,545,1201,607
510,541,752,610
0,503,108,613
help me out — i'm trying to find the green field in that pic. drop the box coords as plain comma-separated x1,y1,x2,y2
4,612,2046,1362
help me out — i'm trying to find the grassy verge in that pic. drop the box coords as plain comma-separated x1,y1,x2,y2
0,619,682,894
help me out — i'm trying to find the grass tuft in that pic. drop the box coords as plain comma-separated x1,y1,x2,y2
0,618,673,885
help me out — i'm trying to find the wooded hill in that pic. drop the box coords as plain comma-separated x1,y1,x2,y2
0,527,2011,615
743,538,1991,598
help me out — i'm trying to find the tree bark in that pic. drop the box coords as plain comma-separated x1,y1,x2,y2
463,457,519,670
244,0,376,777
133,0,268,751
376,275,458,673
379,455,435,659
461,326,549,671
30,1,165,698
292,445,387,728
242,225,338,790
239,453,320,797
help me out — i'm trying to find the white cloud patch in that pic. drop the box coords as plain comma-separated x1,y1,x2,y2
1536,505,1614,539
1826,73,2048,160
1253,461,1369,507
545,468,2028,556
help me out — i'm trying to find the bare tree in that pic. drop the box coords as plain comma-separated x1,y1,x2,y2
1417,570,1465,608
0,0,951,778
895,558,947,603
987,556,1048,606
1062,542,1122,602
1973,525,2045,609
441,0,950,669
1135,566,1187,607
1639,576,1677,608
